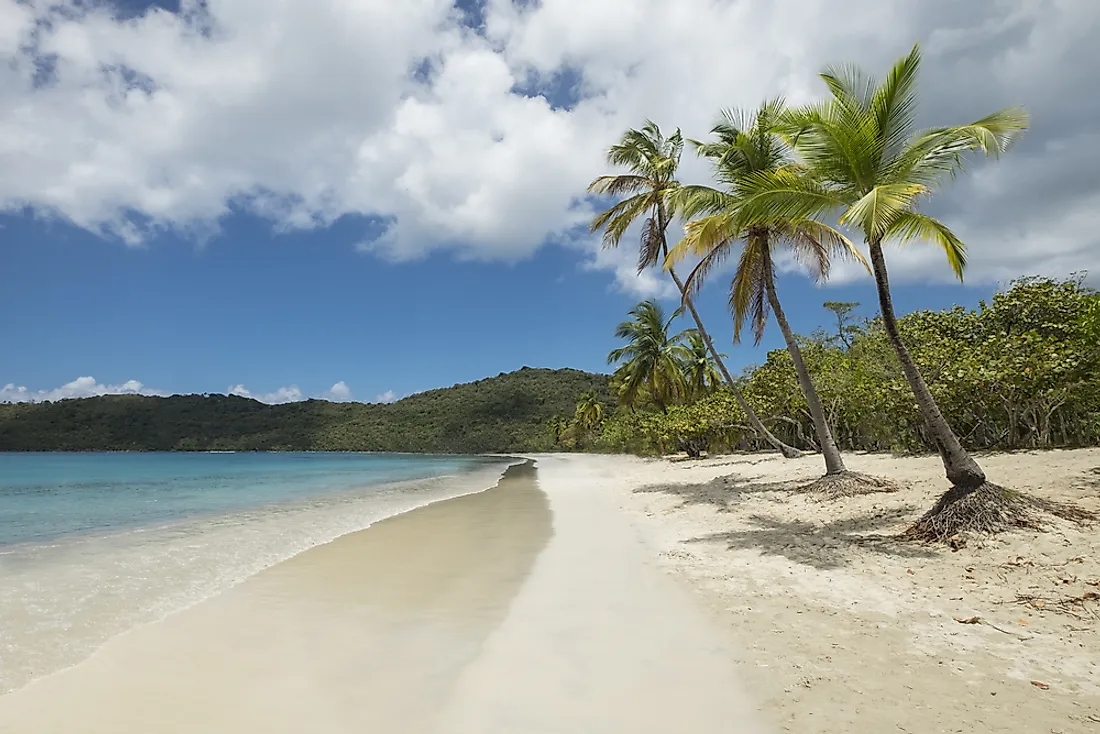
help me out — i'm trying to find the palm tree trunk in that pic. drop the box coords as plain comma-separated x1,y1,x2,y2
867,240,986,488
761,249,846,475
654,202,800,459
666,264,802,459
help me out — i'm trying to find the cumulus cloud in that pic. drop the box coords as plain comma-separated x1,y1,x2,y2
0,376,164,403
325,381,354,402
0,0,1097,294
374,390,399,404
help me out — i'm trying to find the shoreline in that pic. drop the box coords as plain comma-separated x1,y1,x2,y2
0,457,521,697
0,450,1097,731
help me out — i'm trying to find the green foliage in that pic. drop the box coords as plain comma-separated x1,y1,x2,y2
607,300,693,410
0,368,612,454
599,277,1100,455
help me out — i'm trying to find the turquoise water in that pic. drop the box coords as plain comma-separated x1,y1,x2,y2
0,452,493,546
0,452,514,694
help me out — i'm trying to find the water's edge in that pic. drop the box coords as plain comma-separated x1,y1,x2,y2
0,456,524,695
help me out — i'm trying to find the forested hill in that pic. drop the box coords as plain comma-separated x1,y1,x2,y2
0,368,612,454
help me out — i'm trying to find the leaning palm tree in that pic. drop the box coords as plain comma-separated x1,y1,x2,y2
589,121,801,457
607,300,692,413
669,101,892,496
681,330,724,400
737,45,1029,537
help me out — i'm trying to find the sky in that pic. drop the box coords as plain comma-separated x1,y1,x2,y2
1,0,1098,404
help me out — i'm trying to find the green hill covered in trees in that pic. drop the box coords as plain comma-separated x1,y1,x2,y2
0,368,613,454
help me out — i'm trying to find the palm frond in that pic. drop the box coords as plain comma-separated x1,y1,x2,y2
789,219,869,276
871,43,921,166
885,211,968,280
587,174,654,197
735,168,848,226
590,192,654,248
888,106,1029,187
727,235,769,344
680,238,734,301
839,182,928,239
638,216,663,271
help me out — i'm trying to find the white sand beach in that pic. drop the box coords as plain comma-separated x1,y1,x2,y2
1,451,1097,732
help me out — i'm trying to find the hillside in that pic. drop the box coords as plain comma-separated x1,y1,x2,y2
0,368,613,454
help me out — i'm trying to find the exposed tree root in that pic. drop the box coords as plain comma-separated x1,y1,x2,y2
799,471,900,501
905,482,1098,543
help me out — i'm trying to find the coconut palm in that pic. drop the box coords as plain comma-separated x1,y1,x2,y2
589,122,801,457
573,391,605,432
607,300,692,413
681,330,724,399
736,45,1028,534
668,101,886,493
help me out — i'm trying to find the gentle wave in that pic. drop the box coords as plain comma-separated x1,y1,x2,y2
0,460,515,695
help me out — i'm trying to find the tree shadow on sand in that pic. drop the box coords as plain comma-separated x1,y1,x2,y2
635,475,803,512
684,508,937,570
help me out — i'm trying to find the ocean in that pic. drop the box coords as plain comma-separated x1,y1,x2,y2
0,452,513,695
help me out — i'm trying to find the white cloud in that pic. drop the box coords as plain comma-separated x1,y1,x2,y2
0,0,1098,293
1,377,356,405
374,390,398,404
325,381,353,402
226,381,357,404
0,376,164,403
226,384,305,404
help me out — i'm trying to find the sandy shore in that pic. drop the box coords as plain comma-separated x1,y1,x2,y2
1,450,1096,732
0,459,765,733
601,448,1100,733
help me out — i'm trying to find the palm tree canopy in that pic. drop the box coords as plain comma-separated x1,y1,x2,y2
607,300,693,408
681,329,724,397
573,391,604,430
589,121,684,272
666,100,867,344
734,44,1028,279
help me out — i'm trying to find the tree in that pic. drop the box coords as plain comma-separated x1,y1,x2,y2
737,44,1029,536
588,121,802,457
823,301,861,348
669,101,890,495
573,391,605,432
681,330,724,399
607,300,692,413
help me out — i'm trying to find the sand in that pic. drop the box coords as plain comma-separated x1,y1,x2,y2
603,448,1100,733
1,450,1096,732
0,459,765,733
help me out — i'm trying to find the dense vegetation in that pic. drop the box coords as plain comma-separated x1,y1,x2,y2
0,368,612,454
577,277,1099,458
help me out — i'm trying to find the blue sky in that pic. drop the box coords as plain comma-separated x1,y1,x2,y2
0,207,1000,403
1,1,1096,404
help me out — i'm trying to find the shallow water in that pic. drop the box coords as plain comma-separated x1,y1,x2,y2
0,452,512,694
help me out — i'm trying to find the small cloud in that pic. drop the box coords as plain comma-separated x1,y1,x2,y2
374,390,398,404
0,376,164,403
325,381,353,402
225,384,305,404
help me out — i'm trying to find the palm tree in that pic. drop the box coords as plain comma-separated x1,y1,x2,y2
681,330,724,399
607,300,692,413
573,391,605,432
737,45,1028,534
589,122,802,457
668,101,886,492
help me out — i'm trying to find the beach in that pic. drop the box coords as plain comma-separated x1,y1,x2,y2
0,451,1098,731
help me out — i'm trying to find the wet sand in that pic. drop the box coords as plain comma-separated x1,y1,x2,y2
0,458,767,733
